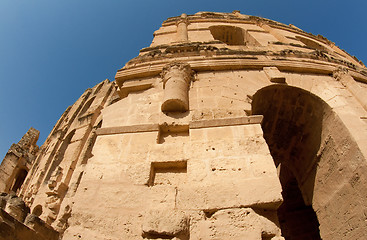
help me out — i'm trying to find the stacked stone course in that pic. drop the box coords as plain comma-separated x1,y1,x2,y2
1,11,367,240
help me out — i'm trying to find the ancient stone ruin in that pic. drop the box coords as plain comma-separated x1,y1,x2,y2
1,11,367,240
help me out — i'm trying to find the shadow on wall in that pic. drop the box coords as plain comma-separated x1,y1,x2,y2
253,84,367,239
44,130,75,183
252,85,323,240
11,168,28,193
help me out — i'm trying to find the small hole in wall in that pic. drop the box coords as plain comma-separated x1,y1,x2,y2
261,232,276,240
203,209,217,219
142,232,174,239
32,205,43,217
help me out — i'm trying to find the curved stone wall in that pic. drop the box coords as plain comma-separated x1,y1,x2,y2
1,11,366,240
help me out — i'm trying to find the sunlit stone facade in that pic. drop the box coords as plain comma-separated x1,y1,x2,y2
1,11,367,240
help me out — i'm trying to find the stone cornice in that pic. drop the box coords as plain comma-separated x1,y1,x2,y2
162,12,331,47
115,55,367,87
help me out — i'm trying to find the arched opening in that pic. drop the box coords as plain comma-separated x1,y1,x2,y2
11,168,28,193
209,25,245,45
79,97,95,116
252,85,323,239
93,82,104,95
44,129,75,183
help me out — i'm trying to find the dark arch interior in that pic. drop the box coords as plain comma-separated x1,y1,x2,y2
11,168,28,193
252,85,323,240
79,97,95,116
209,25,245,45
44,129,76,183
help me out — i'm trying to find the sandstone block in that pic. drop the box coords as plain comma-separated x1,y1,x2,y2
4,194,30,222
142,209,189,239
24,214,59,240
263,67,286,83
176,177,283,211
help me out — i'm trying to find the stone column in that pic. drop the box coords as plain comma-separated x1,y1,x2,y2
176,13,189,43
161,62,193,112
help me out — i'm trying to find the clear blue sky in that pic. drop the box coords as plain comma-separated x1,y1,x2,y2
1,0,366,160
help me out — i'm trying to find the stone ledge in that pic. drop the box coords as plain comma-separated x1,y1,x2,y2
96,124,160,136
96,116,263,136
115,56,367,84
119,79,154,94
189,116,263,129
176,176,283,211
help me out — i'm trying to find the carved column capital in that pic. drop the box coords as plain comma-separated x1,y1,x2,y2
176,13,189,26
161,62,193,87
161,62,193,112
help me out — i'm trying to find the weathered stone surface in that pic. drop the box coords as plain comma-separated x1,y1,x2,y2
0,192,9,209
142,210,189,239
0,128,39,194
2,11,367,240
0,208,58,240
190,208,283,240
24,214,59,240
263,66,286,83
4,194,30,222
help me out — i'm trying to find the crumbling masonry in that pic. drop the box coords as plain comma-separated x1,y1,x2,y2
1,11,367,240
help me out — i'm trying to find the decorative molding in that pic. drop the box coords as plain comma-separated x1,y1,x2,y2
189,116,263,129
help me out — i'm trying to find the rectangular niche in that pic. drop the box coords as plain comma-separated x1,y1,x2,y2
157,124,189,144
148,160,187,187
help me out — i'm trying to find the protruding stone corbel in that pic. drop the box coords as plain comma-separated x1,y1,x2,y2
263,67,286,83
176,13,189,43
161,62,193,112
333,67,367,112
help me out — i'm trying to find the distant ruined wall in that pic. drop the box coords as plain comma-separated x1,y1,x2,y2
1,11,367,240
18,79,118,232
0,79,118,239
0,127,39,194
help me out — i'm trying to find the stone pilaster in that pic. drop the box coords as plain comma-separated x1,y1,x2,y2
176,13,189,43
161,62,193,112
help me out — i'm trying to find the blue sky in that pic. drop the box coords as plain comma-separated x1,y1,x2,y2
1,0,366,160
